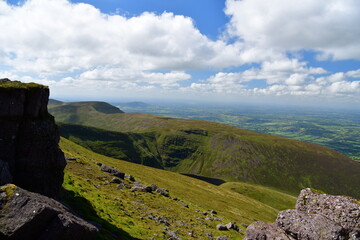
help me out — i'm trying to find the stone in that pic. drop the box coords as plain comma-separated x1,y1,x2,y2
167,230,182,240
277,209,344,239
216,224,228,231
0,184,98,240
125,174,135,182
0,80,66,197
216,236,229,240
225,222,239,231
110,177,123,184
155,188,170,197
100,164,125,179
245,221,294,240
244,188,360,240
296,188,360,231
210,209,217,215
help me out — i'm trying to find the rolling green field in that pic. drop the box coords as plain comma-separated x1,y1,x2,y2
116,102,360,161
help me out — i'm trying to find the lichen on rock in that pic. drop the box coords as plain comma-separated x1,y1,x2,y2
244,188,360,240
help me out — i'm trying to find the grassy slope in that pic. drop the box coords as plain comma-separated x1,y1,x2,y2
50,102,360,198
60,137,295,239
220,182,297,211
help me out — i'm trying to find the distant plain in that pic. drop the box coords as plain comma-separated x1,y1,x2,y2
115,102,360,161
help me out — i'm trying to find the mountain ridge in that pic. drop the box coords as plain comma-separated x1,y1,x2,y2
49,100,360,198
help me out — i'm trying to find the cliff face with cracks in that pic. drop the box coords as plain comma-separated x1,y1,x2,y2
0,79,66,197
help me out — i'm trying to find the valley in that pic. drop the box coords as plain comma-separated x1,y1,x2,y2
115,102,360,161
49,100,360,199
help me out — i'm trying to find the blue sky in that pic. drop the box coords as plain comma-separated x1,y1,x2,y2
1,0,360,108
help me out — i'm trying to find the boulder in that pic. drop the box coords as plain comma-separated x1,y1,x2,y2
110,177,123,184
216,224,228,231
100,164,125,179
225,222,239,231
246,221,294,240
244,188,360,240
125,174,135,182
0,184,98,240
0,80,66,197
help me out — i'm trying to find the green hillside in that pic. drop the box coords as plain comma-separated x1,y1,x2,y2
50,101,360,198
60,137,295,239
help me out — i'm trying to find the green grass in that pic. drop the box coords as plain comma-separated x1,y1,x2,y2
60,137,294,239
0,81,47,90
50,101,360,199
220,182,297,211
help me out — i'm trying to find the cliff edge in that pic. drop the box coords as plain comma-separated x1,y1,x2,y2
0,78,66,197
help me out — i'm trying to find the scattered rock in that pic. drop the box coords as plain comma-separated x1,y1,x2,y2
167,230,182,240
155,188,170,198
216,236,229,240
210,210,217,215
95,162,102,166
149,184,158,191
0,184,98,239
225,222,239,231
244,188,360,240
125,174,135,182
65,157,78,161
100,164,125,179
206,232,214,240
110,177,123,184
216,224,228,231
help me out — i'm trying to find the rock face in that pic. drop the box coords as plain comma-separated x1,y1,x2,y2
0,184,98,240
245,188,360,240
0,80,66,197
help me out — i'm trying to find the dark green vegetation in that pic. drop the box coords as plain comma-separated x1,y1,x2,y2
60,137,297,239
0,80,48,90
49,101,360,198
116,102,360,161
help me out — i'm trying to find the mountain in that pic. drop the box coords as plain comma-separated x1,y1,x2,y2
49,101,360,198
60,137,297,239
48,100,123,123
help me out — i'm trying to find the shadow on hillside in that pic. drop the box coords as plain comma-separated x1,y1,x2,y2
181,173,226,186
59,188,139,240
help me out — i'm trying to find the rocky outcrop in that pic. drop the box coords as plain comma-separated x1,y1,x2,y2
0,184,98,240
245,188,360,240
0,80,66,197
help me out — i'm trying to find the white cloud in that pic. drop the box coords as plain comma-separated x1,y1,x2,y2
0,0,243,76
79,68,191,87
187,60,360,100
225,0,360,60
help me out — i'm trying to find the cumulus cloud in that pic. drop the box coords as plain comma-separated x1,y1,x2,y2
0,0,245,76
79,68,191,88
225,0,360,60
0,0,359,105
188,57,360,99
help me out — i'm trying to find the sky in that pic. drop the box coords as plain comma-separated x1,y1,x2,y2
1,0,360,108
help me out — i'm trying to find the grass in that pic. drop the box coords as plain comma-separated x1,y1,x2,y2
0,81,47,90
60,137,297,239
220,182,297,211
50,101,360,199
